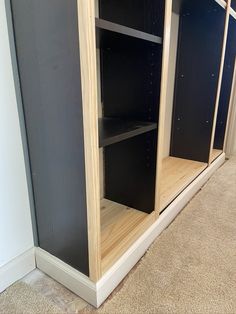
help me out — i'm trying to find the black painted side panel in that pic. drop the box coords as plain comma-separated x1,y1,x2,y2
99,0,164,37
11,0,89,275
171,1,225,162
214,17,236,149
105,131,157,213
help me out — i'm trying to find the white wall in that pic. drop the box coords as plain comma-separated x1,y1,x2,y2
163,12,180,157
0,0,34,267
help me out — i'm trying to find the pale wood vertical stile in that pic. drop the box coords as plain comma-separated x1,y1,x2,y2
208,0,231,163
77,0,101,281
154,0,173,216
223,58,236,151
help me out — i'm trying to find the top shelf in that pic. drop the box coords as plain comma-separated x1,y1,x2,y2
95,18,162,45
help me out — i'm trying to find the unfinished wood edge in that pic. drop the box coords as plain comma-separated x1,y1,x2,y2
35,248,98,307
223,59,236,151
208,0,231,164
215,0,227,9
225,58,236,156
230,7,236,20
0,248,35,293
154,0,173,217
96,153,225,307
77,0,101,281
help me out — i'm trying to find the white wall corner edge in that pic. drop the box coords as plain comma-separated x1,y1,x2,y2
35,153,225,308
0,247,35,293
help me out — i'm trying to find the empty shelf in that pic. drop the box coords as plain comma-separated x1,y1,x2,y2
210,149,223,163
101,198,155,274
160,157,207,211
99,118,157,147
96,18,162,45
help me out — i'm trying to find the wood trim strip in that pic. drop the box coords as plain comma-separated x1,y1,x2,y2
208,0,231,163
155,0,173,216
77,0,101,281
223,58,236,151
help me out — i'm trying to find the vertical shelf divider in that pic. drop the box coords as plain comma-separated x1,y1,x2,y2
155,0,173,216
77,0,101,281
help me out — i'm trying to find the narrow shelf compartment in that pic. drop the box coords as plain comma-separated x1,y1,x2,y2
210,149,223,163
99,118,157,147
101,198,155,274
96,18,162,45
160,157,207,211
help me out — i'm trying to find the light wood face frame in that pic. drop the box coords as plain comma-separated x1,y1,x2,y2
77,0,101,281
208,0,231,163
223,59,236,152
155,0,173,216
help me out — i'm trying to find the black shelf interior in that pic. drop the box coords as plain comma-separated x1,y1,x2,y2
99,0,165,37
96,18,162,46
170,0,225,162
99,117,157,147
105,130,157,214
97,0,164,214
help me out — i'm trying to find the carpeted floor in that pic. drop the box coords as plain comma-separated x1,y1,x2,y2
1,156,236,313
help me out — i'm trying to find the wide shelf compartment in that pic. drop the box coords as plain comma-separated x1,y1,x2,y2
99,117,157,147
96,18,162,45
160,157,207,211
100,198,154,274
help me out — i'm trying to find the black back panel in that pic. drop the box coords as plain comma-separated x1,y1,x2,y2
105,131,157,213
99,0,164,37
11,0,89,275
171,0,225,162
101,42,162,123
214,17,236,149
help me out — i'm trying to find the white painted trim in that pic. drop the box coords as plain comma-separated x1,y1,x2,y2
230,7,236,20
35,248,98,307
0,248,35,293
35,154,225,308
215,0,227,9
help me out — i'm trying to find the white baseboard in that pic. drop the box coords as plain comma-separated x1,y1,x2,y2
35,154,225,308
35,248,97,307
0,248,35,293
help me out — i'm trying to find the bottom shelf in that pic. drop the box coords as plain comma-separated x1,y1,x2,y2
160,157,207,211
210,149,223,163
101,198,155,274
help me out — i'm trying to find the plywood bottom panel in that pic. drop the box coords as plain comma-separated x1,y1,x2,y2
101,199,155,274
210,149,223,163
160,157,207,211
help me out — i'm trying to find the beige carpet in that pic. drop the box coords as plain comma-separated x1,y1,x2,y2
1,156,236,313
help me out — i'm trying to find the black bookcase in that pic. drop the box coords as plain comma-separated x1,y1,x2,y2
97,0,165,213
170,0,225,162
214,16,236,149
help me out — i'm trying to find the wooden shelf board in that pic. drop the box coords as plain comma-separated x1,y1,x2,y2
101,198,155,274
210,149,223,163
160,157,207,211
99,118,157,147
96,18,162,45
